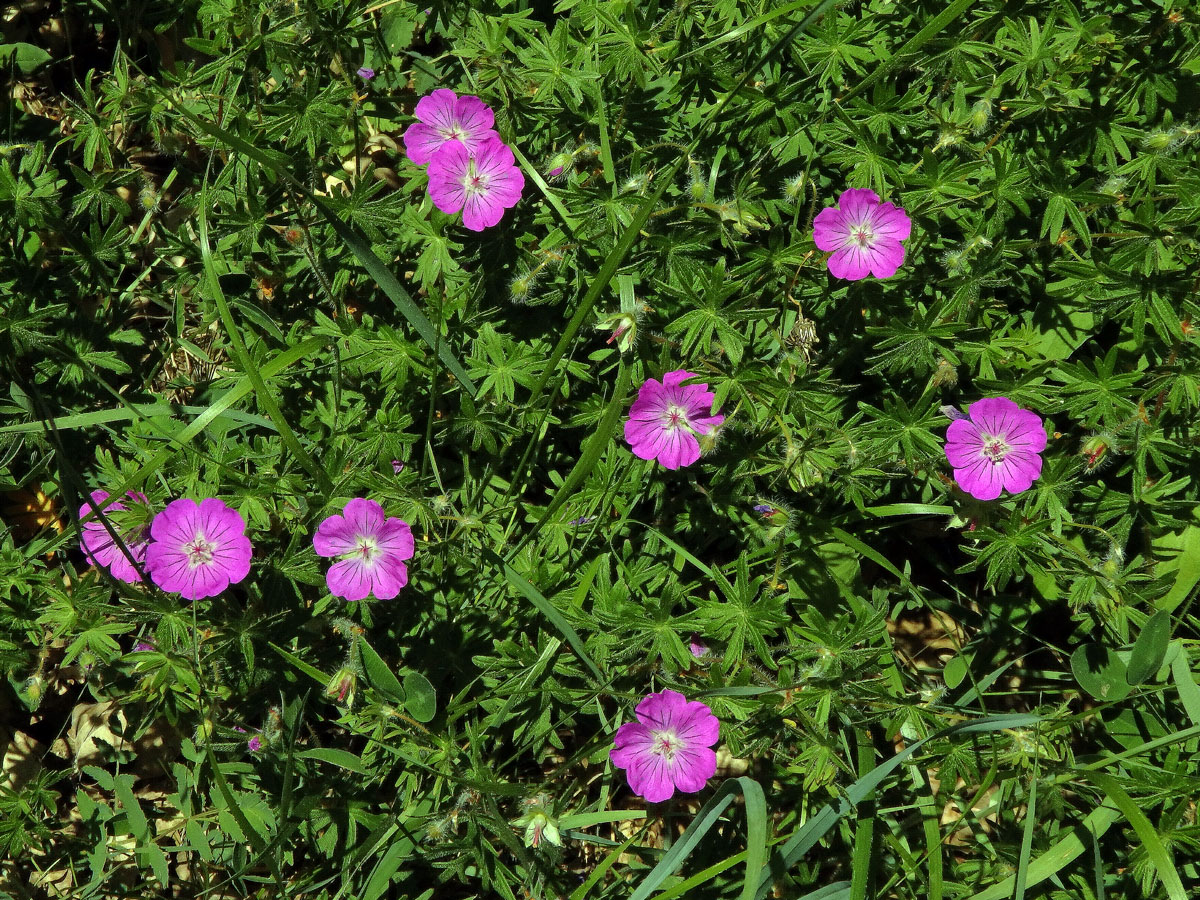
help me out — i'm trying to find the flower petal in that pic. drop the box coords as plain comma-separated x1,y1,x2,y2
826,243,872,280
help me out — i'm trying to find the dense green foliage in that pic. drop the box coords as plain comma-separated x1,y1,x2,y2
1,0,1199,897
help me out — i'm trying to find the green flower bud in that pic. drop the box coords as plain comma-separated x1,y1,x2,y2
326,667,357,707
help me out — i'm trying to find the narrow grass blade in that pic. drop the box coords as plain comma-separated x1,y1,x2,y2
510,360,631,553
1013,762,1039,900
674,0,824,61
569,829,643,900
197,192,334,494
1170,651,1200,727
559,810,648,830
838,0,977,104
483,547,605,682
176,106,476,396
628,776,767,900
848,729,877,900
268,641,331,686
756,714,1039,899
966,803,1122,900
1087,772,1187,900
296,748,372,776
830,526,916,593
0,403,273,435
911,767,943,900
862,503,954,518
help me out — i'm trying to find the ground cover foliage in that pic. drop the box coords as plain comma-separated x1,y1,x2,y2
1,0,1199,896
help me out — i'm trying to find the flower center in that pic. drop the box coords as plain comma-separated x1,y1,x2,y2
184,534,216,568
348,534,379,565
849,221,875,248
461,158,490,196
650,728,685,762
980,433,1011,464
663,403,689,431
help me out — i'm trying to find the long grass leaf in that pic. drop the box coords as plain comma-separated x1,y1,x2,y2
966,803,1122,900
196,190,334,493
483,547,605,682
1087,772,1187,900
756,714,1040,899
510,361,631,554
838,0,977,104
176,106,476,396
627,776,766,900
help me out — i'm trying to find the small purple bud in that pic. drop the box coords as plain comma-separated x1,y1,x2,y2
133,641,155,652
940,405,969,421
357,67,375,81
753,504,775,516
391,460,405,474
688,634,709,659
248,735,263,752
569,515,594,526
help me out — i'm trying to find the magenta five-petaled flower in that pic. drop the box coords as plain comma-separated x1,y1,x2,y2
812,188,911,280
79,489,151,583
610,689,719,803
144,498,253,600
944,397,1047,501
427,137,525,232
624,370,724,470
403,88,499,165
313,498,415,601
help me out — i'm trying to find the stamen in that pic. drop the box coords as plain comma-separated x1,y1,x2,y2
980,434,1011,464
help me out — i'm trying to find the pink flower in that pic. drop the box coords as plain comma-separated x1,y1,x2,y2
812,188,911,280
944,398,1047,501
79,490,151,583
403,88,499,165
313,498,414,601
144,498,253,600
610,689,719,803
427,137,525,231
624,370,724,470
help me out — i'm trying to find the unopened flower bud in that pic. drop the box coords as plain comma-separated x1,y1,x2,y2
697,422,723,454
620,173,650,194
596,310,638,353
545,151,572,180
783,174,808,203
1142,130,1174,151
969,99,993,135
20,674,44,711
1102,544,1124,576
513,793,562,849
326,667,357,707
509,268,539,303
1080,434,1111,473
931,358,958,388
